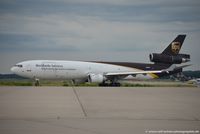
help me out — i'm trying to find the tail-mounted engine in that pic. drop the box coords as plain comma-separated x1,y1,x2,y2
149,53,190,64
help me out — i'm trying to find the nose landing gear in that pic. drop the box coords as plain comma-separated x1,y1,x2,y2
34,78,40,86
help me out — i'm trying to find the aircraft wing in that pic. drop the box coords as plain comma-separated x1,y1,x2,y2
105,64,192,76
105,70,164,76
173,64,192,70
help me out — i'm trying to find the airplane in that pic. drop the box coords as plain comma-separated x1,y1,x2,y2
11,35,191,86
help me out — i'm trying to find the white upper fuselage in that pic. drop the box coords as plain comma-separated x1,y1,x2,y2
11,60,153,81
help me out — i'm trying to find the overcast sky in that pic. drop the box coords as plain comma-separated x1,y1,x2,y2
0,0,200,73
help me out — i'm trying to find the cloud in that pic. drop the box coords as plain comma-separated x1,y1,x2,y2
0,0,200,72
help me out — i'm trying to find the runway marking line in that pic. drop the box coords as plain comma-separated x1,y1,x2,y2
72,86,87,117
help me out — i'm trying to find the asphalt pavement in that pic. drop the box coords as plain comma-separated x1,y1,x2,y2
0,86,199,134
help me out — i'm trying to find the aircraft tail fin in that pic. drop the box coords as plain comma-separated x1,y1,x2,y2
149,34,190,65
162,35,186,56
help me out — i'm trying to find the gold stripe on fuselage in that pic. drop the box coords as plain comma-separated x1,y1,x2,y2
149,73,159,79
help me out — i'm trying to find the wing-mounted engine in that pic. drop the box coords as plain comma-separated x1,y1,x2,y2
149,53,190,64
88,73,105,83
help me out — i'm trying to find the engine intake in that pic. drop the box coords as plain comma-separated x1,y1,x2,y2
149,53,190,64
88,74,105,83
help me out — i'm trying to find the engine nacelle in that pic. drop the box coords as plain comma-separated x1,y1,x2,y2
88,74,105,83
149,53,190,64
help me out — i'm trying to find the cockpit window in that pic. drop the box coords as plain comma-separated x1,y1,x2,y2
14,64,23,68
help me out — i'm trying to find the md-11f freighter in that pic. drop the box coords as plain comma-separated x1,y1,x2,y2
11,35,190,86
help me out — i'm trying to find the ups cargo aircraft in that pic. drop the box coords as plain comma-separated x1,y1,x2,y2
11,35,191,86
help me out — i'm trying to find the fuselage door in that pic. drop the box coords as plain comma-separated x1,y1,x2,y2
25,64,33,77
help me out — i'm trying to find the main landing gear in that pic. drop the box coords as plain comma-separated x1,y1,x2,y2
99,82,121,87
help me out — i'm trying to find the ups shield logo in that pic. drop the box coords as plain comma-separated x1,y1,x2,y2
171,42,181,54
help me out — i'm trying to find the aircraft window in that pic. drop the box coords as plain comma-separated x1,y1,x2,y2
14,65,23,68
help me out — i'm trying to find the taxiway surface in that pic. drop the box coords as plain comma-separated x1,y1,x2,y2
0,86,200,134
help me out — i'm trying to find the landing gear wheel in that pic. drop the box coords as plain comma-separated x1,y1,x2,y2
115,83,121,87
34,79,40,86
110,82,121,87
99,83,109,87
99,82,121,87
